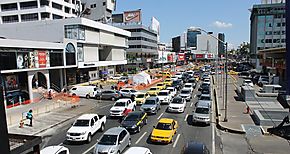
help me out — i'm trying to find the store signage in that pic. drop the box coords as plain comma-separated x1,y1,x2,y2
196,54,204,59
207,54,213,58
178,53,185,61
38,51,47,68
167,54,173,62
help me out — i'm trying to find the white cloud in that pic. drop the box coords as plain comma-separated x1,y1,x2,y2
213,21,233,28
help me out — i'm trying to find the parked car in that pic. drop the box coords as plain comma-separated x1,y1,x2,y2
201,88,211,95
94,127,131,154
123,147,152,154
150,118,178,144
120,88,138,98
258,76,270,87
181,141,210,154
157,90,172,104
95,90,122,101
179,89,192,101
198,94,212,108
66,114,106,143
192,101,211,125
121,111,147,133
110,99,136,117
40,146,69,154
118,76,129,83
166,87,177,98
167,97,186,113
198,82,210,91
140,97,161,114
69,86,100,99
110,75,122,80
6,90,29,106
243,79,254,87
135,92,150,105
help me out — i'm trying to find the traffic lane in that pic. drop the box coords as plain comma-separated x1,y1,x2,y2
43,100,117,154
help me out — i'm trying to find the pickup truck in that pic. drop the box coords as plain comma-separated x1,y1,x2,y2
110,99,136,117
66,114,106,143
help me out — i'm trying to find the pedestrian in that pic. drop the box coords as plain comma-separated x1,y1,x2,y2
48,90,52,99
100,84,103,89
115,85,118,91
26,109,33,127
111,85,114,90
95,83,99,88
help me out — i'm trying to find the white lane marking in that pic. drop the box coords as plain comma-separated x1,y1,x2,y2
100,104,112,109
173,134,181,148
190,102,193,107
135,132,147,144
82,143,98,154
57,142,63,146
157,112,164,120
184,114,188,121
212,123,215,154
194,94,196,98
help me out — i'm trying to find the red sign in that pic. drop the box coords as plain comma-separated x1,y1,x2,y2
167,54,173,62
196,54,204,58
207,54,213,58
178,53,185,61
38,51,47,68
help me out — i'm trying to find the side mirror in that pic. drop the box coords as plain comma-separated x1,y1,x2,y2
118,140,123,144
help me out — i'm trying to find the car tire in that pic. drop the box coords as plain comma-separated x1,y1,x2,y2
86,94,90,99
87,133,91,143
111,97,116,101
137,126,141,133
96,96,100,100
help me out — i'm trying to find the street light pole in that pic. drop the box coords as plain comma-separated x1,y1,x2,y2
224,42,228,122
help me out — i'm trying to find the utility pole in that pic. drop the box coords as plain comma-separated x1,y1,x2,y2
224,42,228,122
0,67,10,154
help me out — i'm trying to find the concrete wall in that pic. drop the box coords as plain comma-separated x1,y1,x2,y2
84,45,99,62
111,48,125,61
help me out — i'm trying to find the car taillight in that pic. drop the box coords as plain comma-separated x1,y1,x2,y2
115,94,118,96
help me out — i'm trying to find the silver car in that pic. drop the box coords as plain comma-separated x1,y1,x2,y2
140,97,161,114
94,127,131,154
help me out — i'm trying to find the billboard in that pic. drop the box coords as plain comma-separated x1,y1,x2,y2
178,53,185,61
124,10,141,23
195,54,204,59
112,14,123,23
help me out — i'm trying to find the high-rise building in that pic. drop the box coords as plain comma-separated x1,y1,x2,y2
218,33,225,55
0,0,82,24
187,28,201,49
172,36,181,52
250,2,286,69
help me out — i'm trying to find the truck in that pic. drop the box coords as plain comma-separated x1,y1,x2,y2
110,99,136,117
66,114,106,143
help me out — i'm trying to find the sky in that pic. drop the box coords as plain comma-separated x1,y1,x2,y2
116,0,261,49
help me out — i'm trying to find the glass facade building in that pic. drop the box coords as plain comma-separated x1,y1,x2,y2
187,30,201,48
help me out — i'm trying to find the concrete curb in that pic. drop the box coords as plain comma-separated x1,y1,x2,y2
260,126,272,136
213,76,246,134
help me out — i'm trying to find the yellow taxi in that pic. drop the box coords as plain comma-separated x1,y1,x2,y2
150,118,178,143
162,72,172,78
163,78,173,86
147,87,161,96
156,83,166,90
228,70,239,75
135,92,150,105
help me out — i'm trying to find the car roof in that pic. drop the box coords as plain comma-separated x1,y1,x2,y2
116,98,131,102
244,79,252,82
160,90,170,93
124,147,150,154
127,111,143,116
196,101,210,108
136,92,147,95
146,96,158,100
77,114,98,120
166,87,175,89
181,88,191,91
159,118,174,123
104,127,126,135
40,146,68,154
121,88,134,90
183,141,207,154
185,83,193,85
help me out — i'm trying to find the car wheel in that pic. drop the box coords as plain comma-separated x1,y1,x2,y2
137,126,141,133
111,97,116,101
87,133,91,143
86,94,90,99
128,138,131,147
100,124,105,132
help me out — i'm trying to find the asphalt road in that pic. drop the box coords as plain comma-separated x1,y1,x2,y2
43,81,220,154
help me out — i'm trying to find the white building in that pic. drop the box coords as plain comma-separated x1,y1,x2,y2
0,0,82,24
192,33,218,60
0,17,130,102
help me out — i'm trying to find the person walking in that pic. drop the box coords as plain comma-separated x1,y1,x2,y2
26,109,33,127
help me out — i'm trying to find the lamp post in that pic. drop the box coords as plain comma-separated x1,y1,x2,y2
194,27,228,122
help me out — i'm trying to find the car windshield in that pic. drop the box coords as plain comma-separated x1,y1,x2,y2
195,108,209,114
157,84,163,86
136,94,145,98
73,120,89,126
98,135,118,145
202,90,210,94
200,96,210,100
184,85,191,88
173,81,178,84
150,88,157,90
172,98,183,104
114,102,126,107
144,100,156,105
165,79,171,82
156,122,172,130
158,92,168,96
124,114,139,121
181,90,190,94
167,88,174,92
188,79,195,83
245,80,252,83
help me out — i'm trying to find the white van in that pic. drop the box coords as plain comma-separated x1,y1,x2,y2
123,147,152,154
69,86,100,98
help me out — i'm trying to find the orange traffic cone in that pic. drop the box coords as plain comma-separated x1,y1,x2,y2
19,119,24,128
243,106,250,114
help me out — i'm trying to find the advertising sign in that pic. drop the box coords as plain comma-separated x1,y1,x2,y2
16,53,29,69
178,53,185,61
196,54,204,59
167,54,173,62
124,10,141,23
207,54,213,59
37,51,47,68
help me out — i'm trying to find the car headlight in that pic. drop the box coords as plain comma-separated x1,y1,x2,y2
151,107,155,110
80,132,86,135
164,98,168,101
132,125,137,128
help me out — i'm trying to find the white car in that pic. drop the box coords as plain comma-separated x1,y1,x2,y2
183,83,194,93
124,147,152,154
186,71,194,77
192,101,211,125
243,79,254,87
120,88,139,98
41,146,69,154
166,87,177,98
110,75,122,80
110,99,136,117
175,72,183,79
171,76,178,81
179,89,192,101
204,78,211,83
157,90,172,104
66,114,106,143
168,97,186,113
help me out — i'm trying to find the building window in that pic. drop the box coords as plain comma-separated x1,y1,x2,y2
103,2,106,6
40,0,49,6
20,1,38,10
0,51,17,70
21,13,38,22
52,2,62,10
52,14,63,19
2,15,19,23
50,50,64,67
77,44,84,62
90,4,97,8
65,43,76,66
1,3,17,11
41,12,50,20
64,25,85,40
65,7,70,13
